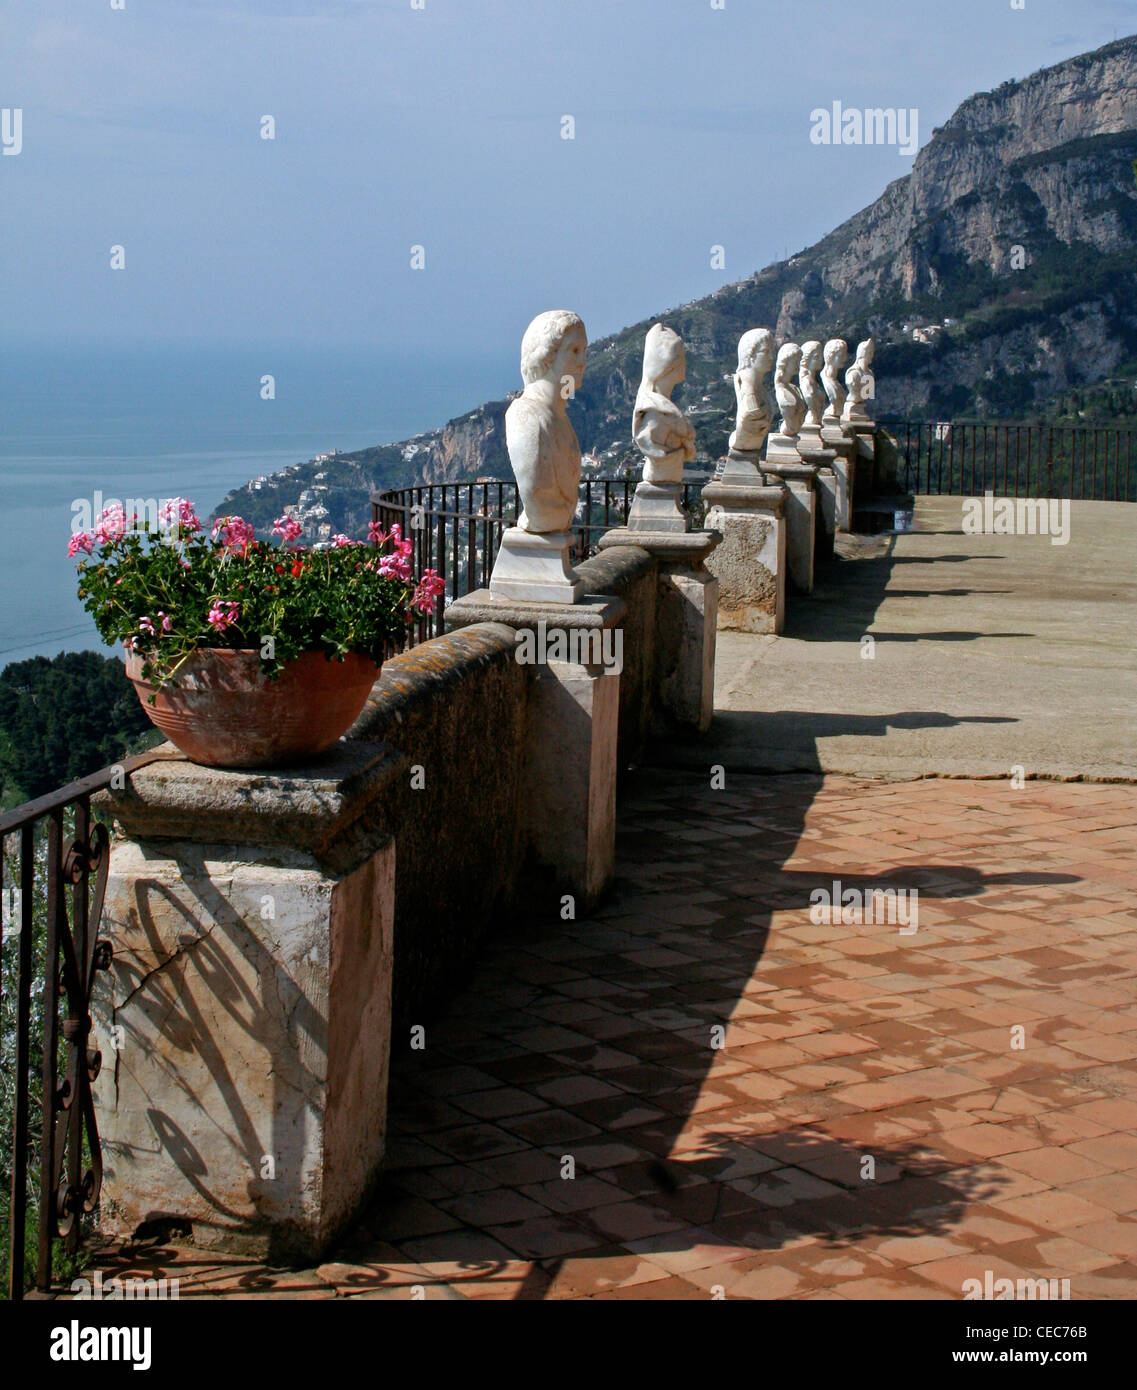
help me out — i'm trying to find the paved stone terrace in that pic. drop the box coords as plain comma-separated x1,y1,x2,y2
97,770,1137,1299
706,497,1137,781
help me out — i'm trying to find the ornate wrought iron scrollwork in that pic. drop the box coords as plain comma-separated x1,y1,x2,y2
48,817,113,1245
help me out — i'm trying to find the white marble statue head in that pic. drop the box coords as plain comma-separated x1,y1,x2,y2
823,339,848,372
507,309,587,535
728,328,776,456
641,323,686,396
775,342,802,383
520,309,588,391
798,341,826,425
844,336,876,416
737,328,775,375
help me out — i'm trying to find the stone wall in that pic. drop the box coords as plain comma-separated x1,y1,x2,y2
348,623,528,1030
574,544,656,775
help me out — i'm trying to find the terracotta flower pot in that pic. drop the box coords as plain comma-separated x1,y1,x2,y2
124,647,380,769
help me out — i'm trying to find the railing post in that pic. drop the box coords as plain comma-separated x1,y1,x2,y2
91,743,405,1260
37,810,63,1291
6,824,35,1300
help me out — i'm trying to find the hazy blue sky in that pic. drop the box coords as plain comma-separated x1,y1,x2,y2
3,0,1133,358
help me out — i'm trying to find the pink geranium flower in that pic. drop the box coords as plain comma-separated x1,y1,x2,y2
207,600,240,633
411,569,445,614
272,514,303,544
68,531,95,557
211,516,257,555
94,503,129,545
158,497,201,534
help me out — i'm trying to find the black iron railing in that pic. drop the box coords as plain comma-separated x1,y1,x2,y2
882,421,1135,501
373,477,707,645
375,422,1135,648
0,749,171,1299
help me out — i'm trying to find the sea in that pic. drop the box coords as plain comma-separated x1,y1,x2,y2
0,342,513,672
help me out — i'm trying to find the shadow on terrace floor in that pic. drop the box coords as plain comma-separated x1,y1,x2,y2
788,532,1022,645
97,758,1106,1301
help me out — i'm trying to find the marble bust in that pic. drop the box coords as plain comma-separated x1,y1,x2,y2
773,343,806,439
508,309,588,533
729,329,776,456
798,341,827,429
488,309,588,602
821,339,848,423
843,337,876,422
633,323,696,486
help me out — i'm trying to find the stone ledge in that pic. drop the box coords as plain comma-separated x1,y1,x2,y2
445,590,626,632
597,528,722,564
575,544,657,594
351,623,519,739
702,482,787,514
764,462,819,482
95,739,406,858
798,444,838,466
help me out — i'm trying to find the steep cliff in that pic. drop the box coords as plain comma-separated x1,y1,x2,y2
218,35,1137,538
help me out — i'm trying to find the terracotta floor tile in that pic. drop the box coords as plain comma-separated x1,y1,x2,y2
579,1200,689,1243
1069,1133,1137,1172
993,1191,1117,1232
994,1235,1115,1276
1064,1263,1137,1299
1000,1146,1110,1186
909,1251,1033,1295
726,1264,812,1299
588,1274,710,1300
1063,1172,1137,1214
871,1233,974,1265
1063,1218,1137,1261
543,1250,674,1298
935,1123,1044,1159
837,1275,953,1299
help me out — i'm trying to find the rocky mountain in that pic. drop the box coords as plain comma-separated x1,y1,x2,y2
217,36,1137,539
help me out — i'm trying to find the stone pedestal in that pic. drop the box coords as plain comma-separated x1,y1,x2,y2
762,461,817,593
764,432,806,469
847,417,876,465
719,447,764,485
798,437,837,561
701,480,787,635
846,420,876,508
813,465,838,562
822,421,857,531
489,526,583,603
446,591,624,906
798,421,827,452
596,529,720,734
626,480,689,533
91,741,405,1260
